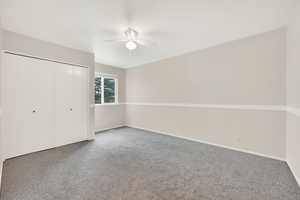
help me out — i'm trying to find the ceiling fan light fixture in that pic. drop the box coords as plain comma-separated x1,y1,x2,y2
126,41,137,50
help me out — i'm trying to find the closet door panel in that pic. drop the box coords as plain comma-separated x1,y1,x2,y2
2,54,55,158
71,66,88,141
54,63,74,146
28,59,55,153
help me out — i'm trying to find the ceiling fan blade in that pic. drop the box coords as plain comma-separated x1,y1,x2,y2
103,39,127,43
136,40,147,46
136,39,158,47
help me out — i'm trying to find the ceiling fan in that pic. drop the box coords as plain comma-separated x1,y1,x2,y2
104,27,151,50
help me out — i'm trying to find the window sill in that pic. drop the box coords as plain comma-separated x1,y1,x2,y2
95,103,122,107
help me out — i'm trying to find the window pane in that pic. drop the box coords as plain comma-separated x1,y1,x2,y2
104,78,115,103
95,77,102,104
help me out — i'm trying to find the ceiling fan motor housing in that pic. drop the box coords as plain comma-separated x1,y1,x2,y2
125,28,138,41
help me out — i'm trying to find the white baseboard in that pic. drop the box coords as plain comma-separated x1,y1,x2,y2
95,125,125,133
286,106,300,117
0,160,3,190
125,125,285,161
287,159,300,187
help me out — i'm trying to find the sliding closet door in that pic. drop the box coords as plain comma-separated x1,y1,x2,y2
2,53,55,158
2,53,88,158
54,63,74,146
55,64,88,146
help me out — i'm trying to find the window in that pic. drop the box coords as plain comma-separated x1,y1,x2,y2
104,78,116,103
95,73,118,104
95,76,102,104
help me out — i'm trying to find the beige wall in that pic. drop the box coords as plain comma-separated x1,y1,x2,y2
125,29,287,159
286,114,300,184
286,1,300,185
2,30,94,68
127,105,286,158
2,30,96,140
0,19,3,186
95,63,126,132
126,29,286,105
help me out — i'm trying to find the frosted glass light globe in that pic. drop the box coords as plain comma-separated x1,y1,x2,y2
126,41,137,50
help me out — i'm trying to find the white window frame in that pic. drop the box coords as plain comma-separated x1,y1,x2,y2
95,72,118,105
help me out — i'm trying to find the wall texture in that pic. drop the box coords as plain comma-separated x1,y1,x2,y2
286,1,300,185
0,18,3,187
125,29,286,160
2,30,96,140
95,63,126,132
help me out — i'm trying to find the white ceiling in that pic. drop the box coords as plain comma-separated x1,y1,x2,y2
0,0,296,68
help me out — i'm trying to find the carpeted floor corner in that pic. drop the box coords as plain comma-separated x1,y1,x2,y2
1,127,299,200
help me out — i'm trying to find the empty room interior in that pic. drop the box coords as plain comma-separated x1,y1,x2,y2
0,0,300,199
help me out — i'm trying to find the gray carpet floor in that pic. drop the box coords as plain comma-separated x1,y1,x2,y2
0,127,299,200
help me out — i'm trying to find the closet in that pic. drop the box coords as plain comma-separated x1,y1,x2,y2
1,52,89,159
